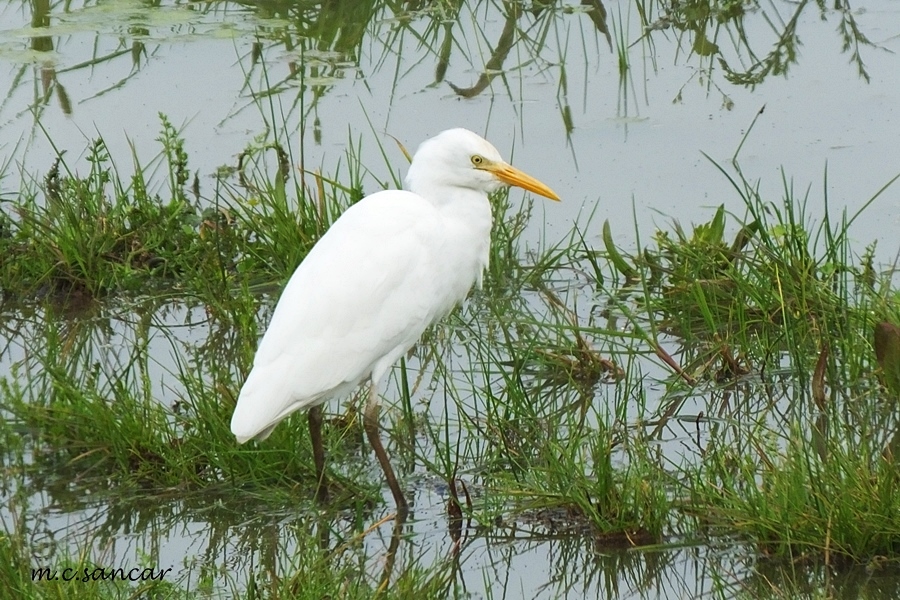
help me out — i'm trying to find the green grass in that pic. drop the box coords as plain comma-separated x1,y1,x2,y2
2,118,900,598
596,158,900,564
0,116,368,306
1,1,896,598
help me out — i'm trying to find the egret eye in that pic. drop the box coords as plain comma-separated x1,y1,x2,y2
231,128,558,516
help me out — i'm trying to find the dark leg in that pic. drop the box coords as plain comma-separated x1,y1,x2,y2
363,381,409,515
308,404,329,502
376,504,408,594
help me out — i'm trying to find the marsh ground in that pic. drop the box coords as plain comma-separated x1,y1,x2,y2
2,1,900,598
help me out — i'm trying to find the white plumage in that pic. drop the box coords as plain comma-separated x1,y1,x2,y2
230,128,559,508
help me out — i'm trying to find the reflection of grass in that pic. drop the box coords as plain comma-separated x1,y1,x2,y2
601,158,900,563
1,499,457,598
2,119,900,597
636,0,877,88
2,0,880,156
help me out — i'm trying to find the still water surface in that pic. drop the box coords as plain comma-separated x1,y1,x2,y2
2,1,900,598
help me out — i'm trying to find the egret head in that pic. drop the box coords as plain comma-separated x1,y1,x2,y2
405,128,560,202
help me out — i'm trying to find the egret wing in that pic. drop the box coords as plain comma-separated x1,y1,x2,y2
231,191,448,442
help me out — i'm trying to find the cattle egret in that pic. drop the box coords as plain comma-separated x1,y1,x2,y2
231,128,560,512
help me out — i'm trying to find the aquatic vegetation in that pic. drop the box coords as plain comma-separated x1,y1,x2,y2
1,0,899,598
2,115,899,599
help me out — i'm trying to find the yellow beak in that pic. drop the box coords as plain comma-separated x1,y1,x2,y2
481,161,561,201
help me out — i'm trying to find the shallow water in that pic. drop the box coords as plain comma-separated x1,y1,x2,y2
2,1,900,598
2,0,899,248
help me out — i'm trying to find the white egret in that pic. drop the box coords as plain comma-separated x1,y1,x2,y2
230,128,560,512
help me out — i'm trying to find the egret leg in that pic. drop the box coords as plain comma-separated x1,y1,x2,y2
377,506,407,593
308,405,328,502
363,381,409,514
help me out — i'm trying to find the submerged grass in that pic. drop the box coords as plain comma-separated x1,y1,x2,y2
1,117,382,509
1,1,896,597
597,157,900,563
0,115,368,307
2,117,900,598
